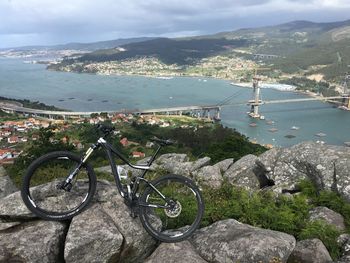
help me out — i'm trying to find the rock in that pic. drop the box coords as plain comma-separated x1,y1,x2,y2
145,241,207,263
64,203,124,263
0,220,67,263
256,142,350,200
191,219,296,263
287,238,332,263
192,165,223,188
156,153,189,164
309,206,346,231
156,155,211,176
0,166,18,199
99,185,157,263
0,218,21,231
223,154,260,190
191,157,211,171
0,191,35,219
213,158,234,173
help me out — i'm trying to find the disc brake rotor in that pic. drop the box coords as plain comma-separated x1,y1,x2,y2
164,200,182,218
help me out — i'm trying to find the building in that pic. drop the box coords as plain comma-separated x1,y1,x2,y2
132,151,145,158
120,137,129,147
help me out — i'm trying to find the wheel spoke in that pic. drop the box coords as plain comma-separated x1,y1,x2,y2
139,175,204,242
21,152,96,220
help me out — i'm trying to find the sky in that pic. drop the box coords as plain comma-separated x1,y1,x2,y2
0,0,350,48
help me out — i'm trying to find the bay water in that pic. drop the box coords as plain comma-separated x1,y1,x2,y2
1,58,349,147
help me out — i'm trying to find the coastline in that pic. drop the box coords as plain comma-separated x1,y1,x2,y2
230,82,297,92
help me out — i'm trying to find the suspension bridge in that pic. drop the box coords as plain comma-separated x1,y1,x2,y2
0,76,349,120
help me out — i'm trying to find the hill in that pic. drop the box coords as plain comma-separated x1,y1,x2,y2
48,19,350,85
1,37,157,52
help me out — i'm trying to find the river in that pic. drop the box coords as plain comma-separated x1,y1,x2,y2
0,57,349,147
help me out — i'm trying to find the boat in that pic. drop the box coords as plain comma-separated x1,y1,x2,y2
291,126,300,130
315,133,326,137
268,128,278,132
266,120,275,125
259,115,265,120
169,96,173,100
249,123,257,127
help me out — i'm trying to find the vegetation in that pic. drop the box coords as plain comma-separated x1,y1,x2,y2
0,96,65,111
199,180,349,259
6,128,74,186
280,77,339,96
72,38,249,66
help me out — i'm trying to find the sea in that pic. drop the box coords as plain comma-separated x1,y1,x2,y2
0,57,349,147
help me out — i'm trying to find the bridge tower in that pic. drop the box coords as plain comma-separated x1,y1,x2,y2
340,74,350,110
248,77,264,118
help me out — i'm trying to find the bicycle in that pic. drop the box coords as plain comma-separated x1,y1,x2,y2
21,124,204,242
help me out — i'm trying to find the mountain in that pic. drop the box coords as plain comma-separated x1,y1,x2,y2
50,19,350,82
2,37,157,52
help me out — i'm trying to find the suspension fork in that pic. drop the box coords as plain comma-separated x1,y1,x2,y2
60,144,98,191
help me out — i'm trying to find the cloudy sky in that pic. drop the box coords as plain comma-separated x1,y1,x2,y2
0,0,349,48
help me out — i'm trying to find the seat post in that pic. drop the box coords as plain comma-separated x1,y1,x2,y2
147,145,162,165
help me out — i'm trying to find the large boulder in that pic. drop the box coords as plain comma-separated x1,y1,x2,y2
213,158,234,173
98,184,158,263
0,220,67,263
192,165,223,189
145,241,208,263
191,219,296,263
287,239,332,263
223,154,260,190
192,158,234,189
0,191,35,219
155,154,211,176
0,166,18,199
257,142,350,200
309,206,346,231
64,203,124,263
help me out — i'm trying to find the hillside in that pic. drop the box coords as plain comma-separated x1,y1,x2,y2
48,19,350,85
0,37,157,52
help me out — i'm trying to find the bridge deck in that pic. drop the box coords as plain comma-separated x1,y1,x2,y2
0,102,220,117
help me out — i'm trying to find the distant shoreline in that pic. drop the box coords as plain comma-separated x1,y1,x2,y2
230,82,297,92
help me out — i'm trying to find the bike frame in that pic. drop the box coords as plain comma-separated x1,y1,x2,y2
77,137,168,208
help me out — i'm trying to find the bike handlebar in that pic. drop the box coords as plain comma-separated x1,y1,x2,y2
150,137,175,146
96,124,115,136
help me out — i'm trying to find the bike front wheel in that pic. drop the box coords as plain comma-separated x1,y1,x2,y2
139,174,204,242
21,151,96,220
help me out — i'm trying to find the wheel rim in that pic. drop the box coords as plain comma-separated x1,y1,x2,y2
142,178,202,240
27,156,91,216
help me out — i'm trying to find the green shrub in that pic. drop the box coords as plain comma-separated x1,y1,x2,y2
298,220,341,259
299,179,350,232
201,183,310,237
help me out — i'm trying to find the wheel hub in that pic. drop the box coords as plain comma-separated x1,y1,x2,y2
164,200,182,218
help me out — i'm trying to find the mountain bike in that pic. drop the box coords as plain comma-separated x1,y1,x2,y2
21,124,204,242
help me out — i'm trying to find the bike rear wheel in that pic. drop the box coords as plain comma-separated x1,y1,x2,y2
139,174,204,242
21,151,96,220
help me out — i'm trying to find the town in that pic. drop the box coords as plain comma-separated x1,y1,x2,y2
0,110,211,165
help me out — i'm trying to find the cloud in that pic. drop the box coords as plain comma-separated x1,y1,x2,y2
0,0,349,47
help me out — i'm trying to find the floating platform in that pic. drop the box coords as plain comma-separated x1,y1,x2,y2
285,134,296,139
